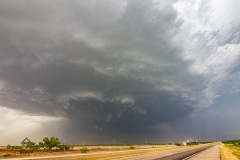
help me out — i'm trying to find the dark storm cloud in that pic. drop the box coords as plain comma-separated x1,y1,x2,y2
0,0,208,142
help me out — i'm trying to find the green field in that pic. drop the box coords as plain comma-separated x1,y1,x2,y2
221,140,240,160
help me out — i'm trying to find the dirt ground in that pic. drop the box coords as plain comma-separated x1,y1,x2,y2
0,149,80,158
0,145,175,159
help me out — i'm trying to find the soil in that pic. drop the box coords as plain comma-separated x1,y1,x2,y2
0,149,80,159
0,145,175,159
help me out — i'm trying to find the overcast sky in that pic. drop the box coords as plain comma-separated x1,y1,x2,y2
0,0,240,145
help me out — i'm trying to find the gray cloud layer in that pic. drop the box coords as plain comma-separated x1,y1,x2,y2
0,0,229,143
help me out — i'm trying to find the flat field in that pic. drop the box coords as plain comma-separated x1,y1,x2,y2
0,144,212,159
221,144,240,160
0,145,175,159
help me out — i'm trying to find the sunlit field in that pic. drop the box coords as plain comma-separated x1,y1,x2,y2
0,143,213,159
221,144,240,160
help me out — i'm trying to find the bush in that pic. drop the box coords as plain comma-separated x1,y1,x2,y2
7,145,23,149
7,145,11,149
2,153,11,157
19,150,33,154
80,147,88,153
70,145,75,150
58,145,70,151
223,139,240,146
129,145,135,149
187,142,198,145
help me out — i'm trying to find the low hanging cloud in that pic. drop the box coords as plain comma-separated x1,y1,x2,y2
1,0,239,143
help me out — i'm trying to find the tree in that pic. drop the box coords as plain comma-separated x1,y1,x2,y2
26,141,38,149
42,137,61,150
38,142,45,148
7,145,11,149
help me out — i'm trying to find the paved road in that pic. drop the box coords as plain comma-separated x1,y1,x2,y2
115,146,211,160
187,144,220,160
114,145,220,160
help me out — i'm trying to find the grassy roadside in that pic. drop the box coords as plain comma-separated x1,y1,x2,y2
30,146,180,160
221,144,240,160
34,144,213,160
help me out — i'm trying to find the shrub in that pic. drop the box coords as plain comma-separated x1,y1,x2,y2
175,143,181,146
70,145,75,150
58,145,70,151
80,147,88,153
129,145,135,149
2,153,11,157
7,145,11,149
19,150,33,154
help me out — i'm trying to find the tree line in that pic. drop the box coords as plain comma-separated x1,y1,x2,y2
7,137,74,151
222,139,240,146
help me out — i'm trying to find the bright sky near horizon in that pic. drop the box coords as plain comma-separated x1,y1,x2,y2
0,0,240,145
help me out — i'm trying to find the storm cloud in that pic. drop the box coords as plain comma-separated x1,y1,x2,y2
0,0,239,144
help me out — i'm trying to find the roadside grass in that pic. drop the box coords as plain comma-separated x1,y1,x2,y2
221,144,240,160
31,146,180,160
34,144,212,160
0,145,177,159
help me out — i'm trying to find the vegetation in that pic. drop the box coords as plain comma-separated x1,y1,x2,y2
175,141,206,146
2,142,214,159
175,143,181,146
187,142,199,145
26,141,39,150
19,149,34,154
41,137,61,150
6,145,23,149
223,139,240,146
58,144,71,151
129,145,135,149
221,144,239,160
2,153,11,158
6,136,74,152
80,146,88,153
221,139,240,159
